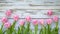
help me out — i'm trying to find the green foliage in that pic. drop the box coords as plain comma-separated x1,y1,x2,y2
0,21,59,34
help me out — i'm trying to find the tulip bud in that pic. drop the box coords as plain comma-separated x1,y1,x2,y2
39,19,44,25
53,16,58,22
20,20,25,26
46,19,52,25
2,17,8,24
5,9,12,16
26,16,31,22
13,15,19,21
4,22,11,28
47,10,53,16
33,20,38,25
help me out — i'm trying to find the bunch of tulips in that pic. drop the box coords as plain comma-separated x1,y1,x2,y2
0,9,59,34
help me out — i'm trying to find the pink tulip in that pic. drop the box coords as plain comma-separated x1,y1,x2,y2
46,19,52,24
5,9,12,16
20,20,25,26
13,15,19,21
39,19,44,25
53,16,58,22
2,17,8,24
47,10,53,16
33,20,38,25
26,16,31,22
4,22,11,28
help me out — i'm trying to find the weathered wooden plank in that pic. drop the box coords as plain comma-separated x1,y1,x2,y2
0,9,60,18
0,6,60,10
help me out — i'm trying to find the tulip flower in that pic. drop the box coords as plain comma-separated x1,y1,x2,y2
47,10,53,16
2,17,8,24
24,16,31,34
12,15,19,30
4,22,12,34
46,19,52,34
1,17,8,30
18,20,25,34
4,22,11,28
33,20,38,34
13,15,19,27
5,9,12,16
8,15,19,34
39,19,46,34
52,16,59,34
0,17,7,34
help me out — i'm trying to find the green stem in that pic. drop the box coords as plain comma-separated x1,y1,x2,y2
44,26,46,34
24,22,30,34
47,24,51,34
27,22,30,34
1,24,3,30
39,25,46,34
20,26,24,34
56,22,58,29
0,29,3,34
42,25,46,34
0,23,4,34
34,25,38,34
55,22,58,34
39,28,43,34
